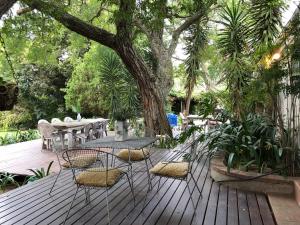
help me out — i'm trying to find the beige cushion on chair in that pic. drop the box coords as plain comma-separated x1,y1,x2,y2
62,155,97,168
75,168,122,187
150,162,189,178
117,149,150,161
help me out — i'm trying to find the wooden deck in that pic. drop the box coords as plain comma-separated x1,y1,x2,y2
0,150,275,225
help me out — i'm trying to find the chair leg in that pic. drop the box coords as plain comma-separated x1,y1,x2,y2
148,155,154,167
84,188,91,204
144,158,152,191
125,173,135,206
129,164,134,188
190,173,202,198
157,177,162,194
50,169,61,194
186,182,196,210
63,186,79,225
105,188,111,225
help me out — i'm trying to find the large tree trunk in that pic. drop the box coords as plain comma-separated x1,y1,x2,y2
155,51,174,102
115,42,172,136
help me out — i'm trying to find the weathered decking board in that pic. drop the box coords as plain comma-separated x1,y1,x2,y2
0,150,275,225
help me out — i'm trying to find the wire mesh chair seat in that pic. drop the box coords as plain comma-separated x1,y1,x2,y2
62,148,135,225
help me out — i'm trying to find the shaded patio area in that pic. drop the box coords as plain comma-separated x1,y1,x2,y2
0,149,275,225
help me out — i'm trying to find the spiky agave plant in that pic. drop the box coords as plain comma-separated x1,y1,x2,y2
217,0,251,120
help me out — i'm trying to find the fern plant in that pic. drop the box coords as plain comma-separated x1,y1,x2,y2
0,173,19,191
26,161,54,183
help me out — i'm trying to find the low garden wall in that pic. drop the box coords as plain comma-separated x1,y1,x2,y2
210,156,295,195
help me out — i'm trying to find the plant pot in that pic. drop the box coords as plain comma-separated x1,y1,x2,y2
114,120,128,141
77,113,81,121
0,83,18,111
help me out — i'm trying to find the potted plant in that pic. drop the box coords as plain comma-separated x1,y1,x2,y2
113,114,129,141
110,91,138,141
0,77,18,111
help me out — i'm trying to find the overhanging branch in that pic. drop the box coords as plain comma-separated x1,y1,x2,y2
20,0,117,49
168,10,205,56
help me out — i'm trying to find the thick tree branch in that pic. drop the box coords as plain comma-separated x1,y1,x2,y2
0,0,17,19
168,10,205,56
20,0,117,49
17,7,32,15
116,0,135,41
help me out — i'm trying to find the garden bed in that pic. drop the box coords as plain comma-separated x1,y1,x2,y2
210,156,295,195
0,173,28,195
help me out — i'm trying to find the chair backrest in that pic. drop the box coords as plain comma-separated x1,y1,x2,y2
64,117,74,122
51,118,62,123
51,133,67,152
37,123,56,139
38,119,49,124
84,123,93,137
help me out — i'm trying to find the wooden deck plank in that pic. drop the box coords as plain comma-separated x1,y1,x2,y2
0,149,276,225
0,171,71,214
256,194,275,225
237,190,251,225
247,193,263,225
191,173,213,225
227,188,239,225
203,182,220,225
215,185,228,225
178,157,210,225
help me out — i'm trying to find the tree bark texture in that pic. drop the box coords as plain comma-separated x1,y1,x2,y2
115,42,172,136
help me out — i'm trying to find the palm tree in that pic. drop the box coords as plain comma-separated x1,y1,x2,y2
217,0,250,120
184,24,208,114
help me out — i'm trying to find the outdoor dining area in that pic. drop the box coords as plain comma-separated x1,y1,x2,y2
37,117,109,150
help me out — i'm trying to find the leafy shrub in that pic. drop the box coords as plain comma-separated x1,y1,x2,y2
0,129,40,146
15,63,72,127
206,114,283,173
0,108,33,130
0,173,19,191
194,92,218,118
26,161,54,183
65,45,140,119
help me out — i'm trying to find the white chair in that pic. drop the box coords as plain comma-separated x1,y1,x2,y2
64,117,74,122
51,118,62,123
37,122,56,150
103,120,108,136
76,123,93,144
38,119,49,124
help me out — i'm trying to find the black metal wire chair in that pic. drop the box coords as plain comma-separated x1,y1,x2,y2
62,148,135,225
145,136,210,211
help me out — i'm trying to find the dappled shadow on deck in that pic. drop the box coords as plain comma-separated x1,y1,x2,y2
0,150,275,225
